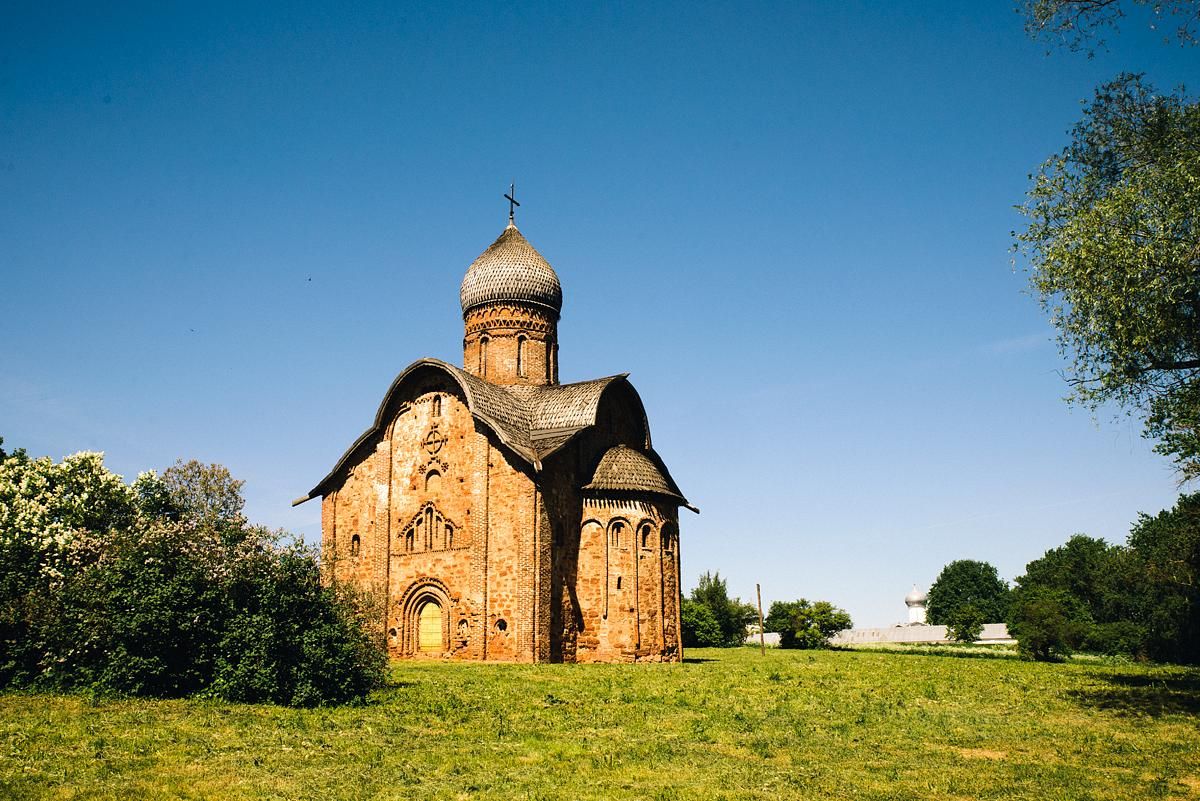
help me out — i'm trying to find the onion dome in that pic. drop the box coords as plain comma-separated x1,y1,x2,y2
460,222,563,317
583,445,687,504
905,585,928,607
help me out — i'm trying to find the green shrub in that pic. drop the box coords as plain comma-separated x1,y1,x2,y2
210,544,385,706
764,599,852,649
681,598,723,648
0,447,386,705
946,605,985,643
688,572,757,647
1008,588,1087,661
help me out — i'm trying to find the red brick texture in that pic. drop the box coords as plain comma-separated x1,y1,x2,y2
319,362,686,661
319,300,684,663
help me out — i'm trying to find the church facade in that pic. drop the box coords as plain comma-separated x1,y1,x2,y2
294,212,694,663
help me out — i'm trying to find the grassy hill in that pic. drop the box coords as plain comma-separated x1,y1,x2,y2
3,646,1199,800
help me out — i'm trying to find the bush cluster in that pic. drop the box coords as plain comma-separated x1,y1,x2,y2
1007,494,1200,663
0,443,386,705
763,599,852,649
680,572,757,647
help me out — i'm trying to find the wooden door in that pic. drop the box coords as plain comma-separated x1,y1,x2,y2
418,601,442,653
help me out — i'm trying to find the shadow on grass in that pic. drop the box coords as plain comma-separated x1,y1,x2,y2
682,657,717,664
1067,671,1200,717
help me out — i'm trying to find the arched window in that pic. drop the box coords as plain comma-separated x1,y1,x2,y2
445,523,454,549
351,534,361,556
425,507,434,549
610,521,624,548
517,335,527,378
479,336,489,376
432,394,441,417
662,522,677,554
640,523,652,549
425,470,441,493
405,529,414,552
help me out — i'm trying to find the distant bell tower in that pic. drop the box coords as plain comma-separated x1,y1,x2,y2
459,186,562,386
905,586,928,625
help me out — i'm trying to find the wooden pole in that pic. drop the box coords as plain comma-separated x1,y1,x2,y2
756,583,766,656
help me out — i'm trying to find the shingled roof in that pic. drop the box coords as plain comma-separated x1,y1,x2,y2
583,444,692,508
293,359,641,505
459,223,563,316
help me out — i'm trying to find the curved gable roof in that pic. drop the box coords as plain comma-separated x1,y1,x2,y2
293,359,643,505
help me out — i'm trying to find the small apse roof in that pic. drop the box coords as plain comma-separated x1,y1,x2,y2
583,444,693,509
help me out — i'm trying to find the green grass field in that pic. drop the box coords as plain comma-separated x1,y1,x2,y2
3,646,1199,800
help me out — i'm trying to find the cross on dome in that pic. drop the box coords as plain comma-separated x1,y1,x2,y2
504,182,520,224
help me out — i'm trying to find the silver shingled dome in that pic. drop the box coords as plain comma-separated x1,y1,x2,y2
459,222,563,317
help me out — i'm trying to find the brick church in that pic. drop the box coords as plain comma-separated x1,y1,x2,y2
294,204,694,663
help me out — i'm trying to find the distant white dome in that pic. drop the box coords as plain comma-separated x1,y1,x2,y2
905,585,927,607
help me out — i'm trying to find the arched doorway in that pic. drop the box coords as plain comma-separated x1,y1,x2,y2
418,600,443,653
397,577,453,657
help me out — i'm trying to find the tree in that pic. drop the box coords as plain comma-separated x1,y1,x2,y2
764,599,852,649
1009,587,1088,661
1012,534,1144,655
688,572,757,647
1014,75,1200,481
680,598,722,648
1016,535,1127,616
946,605,985,643
926,560,1011,625
1021,0,1200,53
1125,492,1200,663
161,459,246,527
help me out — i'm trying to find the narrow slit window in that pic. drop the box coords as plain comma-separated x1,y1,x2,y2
480,337,489,376
517,335,526,378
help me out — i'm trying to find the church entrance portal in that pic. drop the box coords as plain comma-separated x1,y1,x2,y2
418,600,442,653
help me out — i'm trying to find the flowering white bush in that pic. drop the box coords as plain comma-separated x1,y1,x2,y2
0,449,137,582
0,442,385,704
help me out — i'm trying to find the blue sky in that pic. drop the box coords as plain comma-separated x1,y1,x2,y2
2,2,1196,626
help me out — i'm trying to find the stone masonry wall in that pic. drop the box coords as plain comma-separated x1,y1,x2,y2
319,362,683,664
463,302,558,386
320,368,541,662
575,497,680,663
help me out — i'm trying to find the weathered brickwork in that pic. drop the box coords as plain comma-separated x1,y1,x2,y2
300,219,691,663
463,303,558,386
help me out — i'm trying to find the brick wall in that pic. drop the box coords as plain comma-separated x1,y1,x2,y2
462,302,558,386
319,362,683,663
